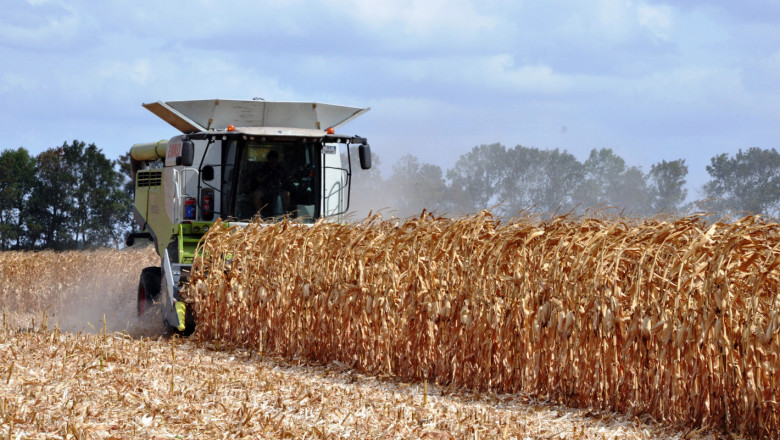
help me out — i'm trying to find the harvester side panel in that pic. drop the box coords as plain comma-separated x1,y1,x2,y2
145,169,175,257
134,169,161,229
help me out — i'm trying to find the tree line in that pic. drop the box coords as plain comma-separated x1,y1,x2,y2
0,141,130,250
2,140,779,250
350,144,780,220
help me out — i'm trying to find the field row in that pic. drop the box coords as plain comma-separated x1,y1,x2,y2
186,212,780,437
0,324,705,439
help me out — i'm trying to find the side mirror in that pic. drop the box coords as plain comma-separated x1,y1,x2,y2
177,140,195,166
358,144,372,170
201,165,215,182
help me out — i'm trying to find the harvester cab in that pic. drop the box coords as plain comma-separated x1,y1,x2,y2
127,99,371,334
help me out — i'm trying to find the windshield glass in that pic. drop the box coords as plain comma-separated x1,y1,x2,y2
229,139,319,222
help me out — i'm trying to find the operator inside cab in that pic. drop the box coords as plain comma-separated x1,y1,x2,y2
231,141,318,222
252,150,291,215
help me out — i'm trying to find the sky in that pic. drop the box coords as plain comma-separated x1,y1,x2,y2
1,0,778,199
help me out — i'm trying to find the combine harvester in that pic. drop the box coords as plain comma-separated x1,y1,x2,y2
126,99,372,334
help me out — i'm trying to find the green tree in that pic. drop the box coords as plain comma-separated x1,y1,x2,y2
116,152,138,234
531,148,584,214
387,154,449,217
578,148,627,207
648,159,688,213
704,148,780,217
65,141,130,247
497,146,584,216
22,141,130,249
577,148,651,215
0,148,36,249
446,143,508,215
26,147,73,249
498,146,546,215
614,166,651,215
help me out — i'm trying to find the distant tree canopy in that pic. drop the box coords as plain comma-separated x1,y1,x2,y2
703,148,780,217
0,141,131,250
349,144,701,219
388,155,449,218
648,159,688,213
446,143,507,214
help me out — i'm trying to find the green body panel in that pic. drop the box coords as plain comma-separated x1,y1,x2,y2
177,222,211,264
134,168,176,258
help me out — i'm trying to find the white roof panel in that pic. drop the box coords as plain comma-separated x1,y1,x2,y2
143,99,369,134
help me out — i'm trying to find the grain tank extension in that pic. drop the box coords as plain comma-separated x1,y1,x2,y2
127,99,371,334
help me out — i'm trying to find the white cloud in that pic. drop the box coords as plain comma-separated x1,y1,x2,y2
647,66,743,104
597,0,635,35
91,54,294,104
0,2,94,50
481,56,571,94
371,54,574,96
555,0,675,44
100,59,153,86
637,3,673,41
330,0,499,41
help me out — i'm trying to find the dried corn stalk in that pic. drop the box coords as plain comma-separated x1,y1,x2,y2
185,212,780,437
0,248,158,315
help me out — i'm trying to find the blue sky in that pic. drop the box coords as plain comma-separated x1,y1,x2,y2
1,0,778,198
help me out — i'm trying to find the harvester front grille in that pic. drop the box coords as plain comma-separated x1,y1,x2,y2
137,170,163,187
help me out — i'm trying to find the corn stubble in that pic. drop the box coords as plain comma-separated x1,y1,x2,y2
186,212,780,437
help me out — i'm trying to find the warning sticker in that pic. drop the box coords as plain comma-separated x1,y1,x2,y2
322,145,337,155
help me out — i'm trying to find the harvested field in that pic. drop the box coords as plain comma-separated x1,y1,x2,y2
1,325,708,439
187,212,780,438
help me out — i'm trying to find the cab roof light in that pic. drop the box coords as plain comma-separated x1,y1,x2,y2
227,124,236,132
326,127,335,134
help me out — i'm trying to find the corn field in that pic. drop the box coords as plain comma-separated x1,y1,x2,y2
1,243,696,439
0,248,158,322
186,212,780,437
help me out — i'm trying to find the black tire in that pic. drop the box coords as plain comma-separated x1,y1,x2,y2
137,267,162,317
